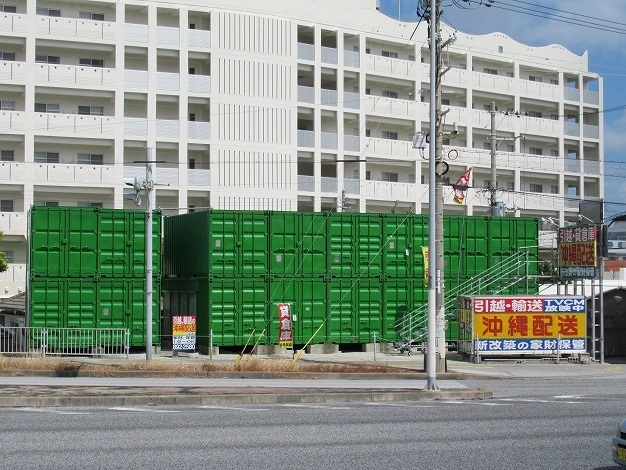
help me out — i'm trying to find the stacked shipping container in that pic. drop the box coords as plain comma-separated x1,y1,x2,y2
163,210,539,350
28,207,162,348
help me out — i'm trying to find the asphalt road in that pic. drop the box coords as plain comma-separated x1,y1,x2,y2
0,377,623,470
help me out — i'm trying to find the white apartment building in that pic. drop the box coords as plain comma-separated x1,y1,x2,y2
0,0,603,297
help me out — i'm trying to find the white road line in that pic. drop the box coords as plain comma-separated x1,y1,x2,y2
498,398,586,404
108,407,180,413
16,408,90,415
279,404,352,410
200,405,270,411
365,402,436,408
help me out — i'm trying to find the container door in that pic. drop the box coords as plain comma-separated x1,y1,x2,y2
240,212,268,276
30,207,67,276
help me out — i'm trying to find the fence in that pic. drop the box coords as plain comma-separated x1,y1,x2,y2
0,327,129,357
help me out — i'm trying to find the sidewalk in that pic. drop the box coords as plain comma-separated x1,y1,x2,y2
0,351,622,408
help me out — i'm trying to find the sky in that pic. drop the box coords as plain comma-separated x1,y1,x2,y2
379,0,626,222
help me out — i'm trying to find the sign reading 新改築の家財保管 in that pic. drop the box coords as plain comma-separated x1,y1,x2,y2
458,295,586,357
172,315,196,351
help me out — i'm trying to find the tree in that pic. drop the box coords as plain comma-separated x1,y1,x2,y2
0,232,9,273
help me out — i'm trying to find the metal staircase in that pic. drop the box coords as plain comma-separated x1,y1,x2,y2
394,247,540,345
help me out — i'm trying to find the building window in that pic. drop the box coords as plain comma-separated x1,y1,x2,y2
381,131,398,140
365,88,371,95
408,174,416,183
39,201,59,207
78,11,104,21
506,181,514,191
550,150,559,157
79,58,104,67
382,90,398,99
34,151,59,163
381,172,398,182
550,78,559,85
35,55,61,64
0,200,13,212
189,67,195,74
188,205,196,213
442,98,450,106
77,105,103,116
0,5,17,13
529,147,543,155
483,67,498,75
0,101,15,111
365,171,371,180
0,52,15,61
36,8,61,16
77,153,103,165
484,180,491,189
498,46,504,53
506,144,514,152
529,76,543,82
381,50,397,58
189,113,196,122
35,103,60,113
188,159,196,169
0,150,14,161
550,185,559,194
365,129,371,137
528,111,543,118
530,183,543,193
3,250,13,263
77,202,103,207
189,23,196,29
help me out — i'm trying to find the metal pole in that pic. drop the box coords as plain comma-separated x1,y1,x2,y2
489,102,497,214
145,147,154,361
426,0,439,391
599,250,604,364
591,277,596,361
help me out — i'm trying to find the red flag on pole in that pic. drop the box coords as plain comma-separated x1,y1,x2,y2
453,167,472,204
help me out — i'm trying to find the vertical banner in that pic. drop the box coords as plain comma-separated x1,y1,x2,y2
172,315,196,351
421,246,429,286
277,303,293,348
453,167,472,204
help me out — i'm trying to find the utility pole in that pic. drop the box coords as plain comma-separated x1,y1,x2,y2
145,147,155,361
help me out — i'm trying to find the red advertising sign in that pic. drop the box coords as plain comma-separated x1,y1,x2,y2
557,225,598,279
277,303,293,348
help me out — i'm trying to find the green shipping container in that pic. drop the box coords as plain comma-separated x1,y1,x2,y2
28,277,160,347
29,206,161,278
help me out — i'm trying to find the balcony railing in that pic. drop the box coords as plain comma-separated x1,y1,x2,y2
124,165,179,187
472,71,516,93
188,169,211,186
343,178,360,195
157,71,179,92
156,119,179,139
362,180,415,199
583,160,600,175
125,69,148,89
36,16,116,42
157,25,179,46
363,138,414,159
0,263,26,283
189,29,211,48
321,132,338,150
365,95,418,119
0,12,27,34
298,85,315,104
33,113,115,136
0,111,25,132
366,54,416,79
343,91,360,109
321,89,338,107
321,46,338,64
583,90,599,105
124,117,148,137
564,121,580,137
298,43,315,61
0,60,26,82
0,214,26,234
125,23,149,43
344,50,360,68
344,135,360,152
188,74,211,93
297,175,315,192
36,64,115,88
0,162,26,181
583,124,599,139
188,121,211,140
564,87,580,101
297,130,315,147
34,163,115,185
321,176,338,193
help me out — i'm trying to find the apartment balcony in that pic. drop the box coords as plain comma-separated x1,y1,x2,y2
362,180,415,199
364,95,418,119
321,176,338,193
33,113,115,137
0,214,26,235
321,89,338,107
0,12,27,35
460,147,565,173
157,71,179,92
366,54,416,80
344,50,360,68
188,74,211,94
124,117,148,137
298,86,315,104
36,64,116,88
583,90,600,105
0,263,27,284
188,169,211,187
297,175,315,192
125,23,149,43
0,111,26,132
188,121,211,140
156,119,179,139
440,67,469,88
125,69,148,90
564,121,580,137
344,178,360,195
321,46,337,65
321,132,338,150
472,71,516,94
519,80,560,101
36,16,116,42
583,160,600,175
0,60,26,83
297,130,315,148
157,26,179,46
443,105,468,128
583,124,599,139
472,109,560,137
0,162,26,181
344,135,360,152
297,43,315,61
564,87,579,102
344,91,360,109
34,163,116,185
124,165,179,187
189,29,211,49
363,138,414,160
